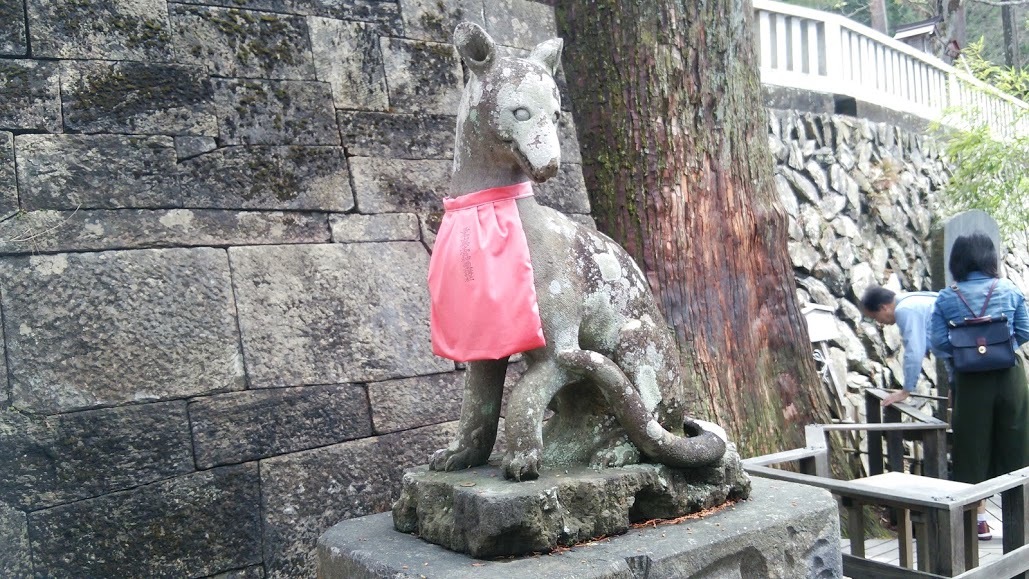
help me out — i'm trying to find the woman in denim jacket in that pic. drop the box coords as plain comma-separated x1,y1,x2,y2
929,233,1029,540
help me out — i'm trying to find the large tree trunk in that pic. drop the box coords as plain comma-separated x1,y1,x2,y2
1002,5,1020,67
939,0,967,62
871,0,890,33
555,0,831,458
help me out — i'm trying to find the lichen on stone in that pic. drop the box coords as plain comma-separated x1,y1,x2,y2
65,62,212,127
45,0,171,57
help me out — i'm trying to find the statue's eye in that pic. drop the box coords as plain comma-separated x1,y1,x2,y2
553,111,561,123
513,108,531,121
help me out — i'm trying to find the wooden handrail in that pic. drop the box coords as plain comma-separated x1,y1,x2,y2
947,470,1029,505
744,424,1029,578
744,464,968,509
953,543,1029,579
819,423,948,432
741,447,824,467
844,553,948,578
865,388,948,424
863,388,950,479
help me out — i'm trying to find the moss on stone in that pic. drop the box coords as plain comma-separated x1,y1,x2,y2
243,153,302,202
0,63,31,89
0,0,26,39
418,6,447,34
200,7,306,73
47,0,170,55
66,63,212,125
272,85,292,108
424,42,456,61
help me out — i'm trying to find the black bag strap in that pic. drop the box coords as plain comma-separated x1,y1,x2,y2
952,279,998,319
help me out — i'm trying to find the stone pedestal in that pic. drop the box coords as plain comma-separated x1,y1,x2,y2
317,477,843,578
391,449,751,559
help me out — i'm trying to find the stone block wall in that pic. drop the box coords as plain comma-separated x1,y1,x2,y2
0,1,588,577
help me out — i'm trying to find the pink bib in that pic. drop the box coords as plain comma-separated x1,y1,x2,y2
428,181,546,361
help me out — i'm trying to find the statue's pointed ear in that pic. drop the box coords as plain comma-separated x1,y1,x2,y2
454,22,496,76
528,38,563,76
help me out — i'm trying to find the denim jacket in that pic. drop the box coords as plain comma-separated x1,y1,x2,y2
929,272,1029,357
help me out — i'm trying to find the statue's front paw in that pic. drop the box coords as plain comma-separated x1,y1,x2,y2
502,448,542,481
429,446,484,471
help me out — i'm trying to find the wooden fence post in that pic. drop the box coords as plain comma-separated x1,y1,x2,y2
866,390,884,476
1003,482,1029,579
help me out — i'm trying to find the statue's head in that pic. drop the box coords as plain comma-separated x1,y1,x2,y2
452,22,564,183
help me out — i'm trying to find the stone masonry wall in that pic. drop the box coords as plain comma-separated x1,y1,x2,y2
0,1,588,578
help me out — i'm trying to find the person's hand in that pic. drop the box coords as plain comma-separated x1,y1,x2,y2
881,390,911,407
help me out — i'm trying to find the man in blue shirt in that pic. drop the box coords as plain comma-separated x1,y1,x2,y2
861,286,940,407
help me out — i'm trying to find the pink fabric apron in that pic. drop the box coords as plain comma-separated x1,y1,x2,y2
428,181,546,361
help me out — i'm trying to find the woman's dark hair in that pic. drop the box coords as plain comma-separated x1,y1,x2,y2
949,233,999,281
860,286,896,313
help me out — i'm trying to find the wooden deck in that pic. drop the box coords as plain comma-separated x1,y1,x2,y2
745,389,1029,577
843,496,1007,571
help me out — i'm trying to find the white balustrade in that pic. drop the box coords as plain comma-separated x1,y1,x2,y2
754,0,1029,140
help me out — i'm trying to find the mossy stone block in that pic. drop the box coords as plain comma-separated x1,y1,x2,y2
0,60,60,132
0,402,194,510
261,423,457,578
15,134,181,210
170,5,315,80
61,60,217,136
0,209,331,255
381,38,463,114
29,465,261,577
189,385,373,469
0,132,14,219
0,0,27,55
229,242,453,388
337,111,454,160
212,78,340,146
0,248,246,413
180,145,353,211
171,0,402,33
26,0,174,60
309,17,389,110
348,157,450,214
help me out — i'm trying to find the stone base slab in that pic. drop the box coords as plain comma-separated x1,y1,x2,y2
318,476,842,578
390,449,752,559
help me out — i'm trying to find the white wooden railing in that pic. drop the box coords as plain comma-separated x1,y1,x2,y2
755,0,1029,140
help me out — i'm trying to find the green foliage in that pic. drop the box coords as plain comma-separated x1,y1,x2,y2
937,117,1029,234
936,42,1029,234
965,2,1029,66
958,39,1029,101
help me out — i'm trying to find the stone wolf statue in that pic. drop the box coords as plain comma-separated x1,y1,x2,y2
429,22,727,481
